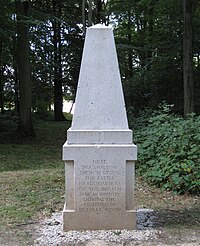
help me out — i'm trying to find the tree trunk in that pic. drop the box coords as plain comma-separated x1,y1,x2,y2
52,1,65,121
182,0,196,116
88,0,93,26
69,102,74,114
13,36,19,114
0,37,4,115
82,0,86,36
127,11,133,78
96,0,102,23
16,0,34,136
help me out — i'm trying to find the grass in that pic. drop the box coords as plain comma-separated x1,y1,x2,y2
0,113,199,245
0,113,70,244
0,145,63,171
135,177,200,229
0,169,64,225
0,169,65,245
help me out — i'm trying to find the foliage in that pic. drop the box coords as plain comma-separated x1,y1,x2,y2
134,103,200,195
1,0,200,123
109,0,200,116
0,0,83,120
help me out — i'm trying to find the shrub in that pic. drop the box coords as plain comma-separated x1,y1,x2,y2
134,104,200,195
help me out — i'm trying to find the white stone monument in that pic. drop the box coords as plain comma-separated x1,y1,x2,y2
63,24,137,231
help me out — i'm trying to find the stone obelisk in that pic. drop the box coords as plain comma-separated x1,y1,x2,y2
62,24,137,231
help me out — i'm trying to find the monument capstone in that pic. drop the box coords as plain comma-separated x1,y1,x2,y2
62,24,137,231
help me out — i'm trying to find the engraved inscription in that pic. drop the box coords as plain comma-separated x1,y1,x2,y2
78,160,123,212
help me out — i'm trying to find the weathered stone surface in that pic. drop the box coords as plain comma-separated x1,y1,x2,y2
71,24,128,131
63,147,136,230
63,24,137,231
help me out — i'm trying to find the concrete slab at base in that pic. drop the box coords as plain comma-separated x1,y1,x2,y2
63,204,136,230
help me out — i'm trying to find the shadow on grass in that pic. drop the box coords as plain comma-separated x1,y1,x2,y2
0,114,71,145
154,207,200,229
0,114,71,172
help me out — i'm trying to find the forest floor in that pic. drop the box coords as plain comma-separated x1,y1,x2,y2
0,173,199,246
0,115,199,245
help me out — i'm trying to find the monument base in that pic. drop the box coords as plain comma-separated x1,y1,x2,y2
63,204,136,231
63,143,137,231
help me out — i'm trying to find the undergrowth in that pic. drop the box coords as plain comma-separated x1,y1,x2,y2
134,104,200,195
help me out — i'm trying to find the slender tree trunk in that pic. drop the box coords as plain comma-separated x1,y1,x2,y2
12,36,19,113
127,11,133,78
88,0,93,26
52,0,65,121
96,0,102,23
182,0,196,116
197,53,200,68
69,102,74,114
0,37,4,115
82,0,86,36
16,0,34,136
103,0,109,25
14,65,19,113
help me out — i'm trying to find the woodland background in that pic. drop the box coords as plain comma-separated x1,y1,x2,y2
0,0,200,133
0,0,200,194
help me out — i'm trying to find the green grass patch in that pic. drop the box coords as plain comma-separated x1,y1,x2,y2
0,169,64,226
0,114,69,243
0,144,63,171
0,168,65,245
0,113,71,172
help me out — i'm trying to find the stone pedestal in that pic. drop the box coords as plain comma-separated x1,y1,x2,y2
63,24,137,231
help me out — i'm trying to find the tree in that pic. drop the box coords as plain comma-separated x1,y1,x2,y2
108,0,190,115
96,0,102,23
0,0,13,114
1,0,200,123
52,0,66,121
16,0,34,136
30,23,54,117
31,0,83,120
0,37,3,114
182,0,198,116
82,0,109,31
0,0,84,123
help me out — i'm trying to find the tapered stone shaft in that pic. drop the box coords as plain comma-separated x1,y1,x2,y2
63,24,137,231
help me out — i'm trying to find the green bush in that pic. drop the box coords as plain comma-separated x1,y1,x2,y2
134,104,200,195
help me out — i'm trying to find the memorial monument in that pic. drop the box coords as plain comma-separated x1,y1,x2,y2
62,24,137,231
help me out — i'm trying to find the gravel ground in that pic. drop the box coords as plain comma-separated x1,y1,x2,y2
34,209,161,246
34,209,200,246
